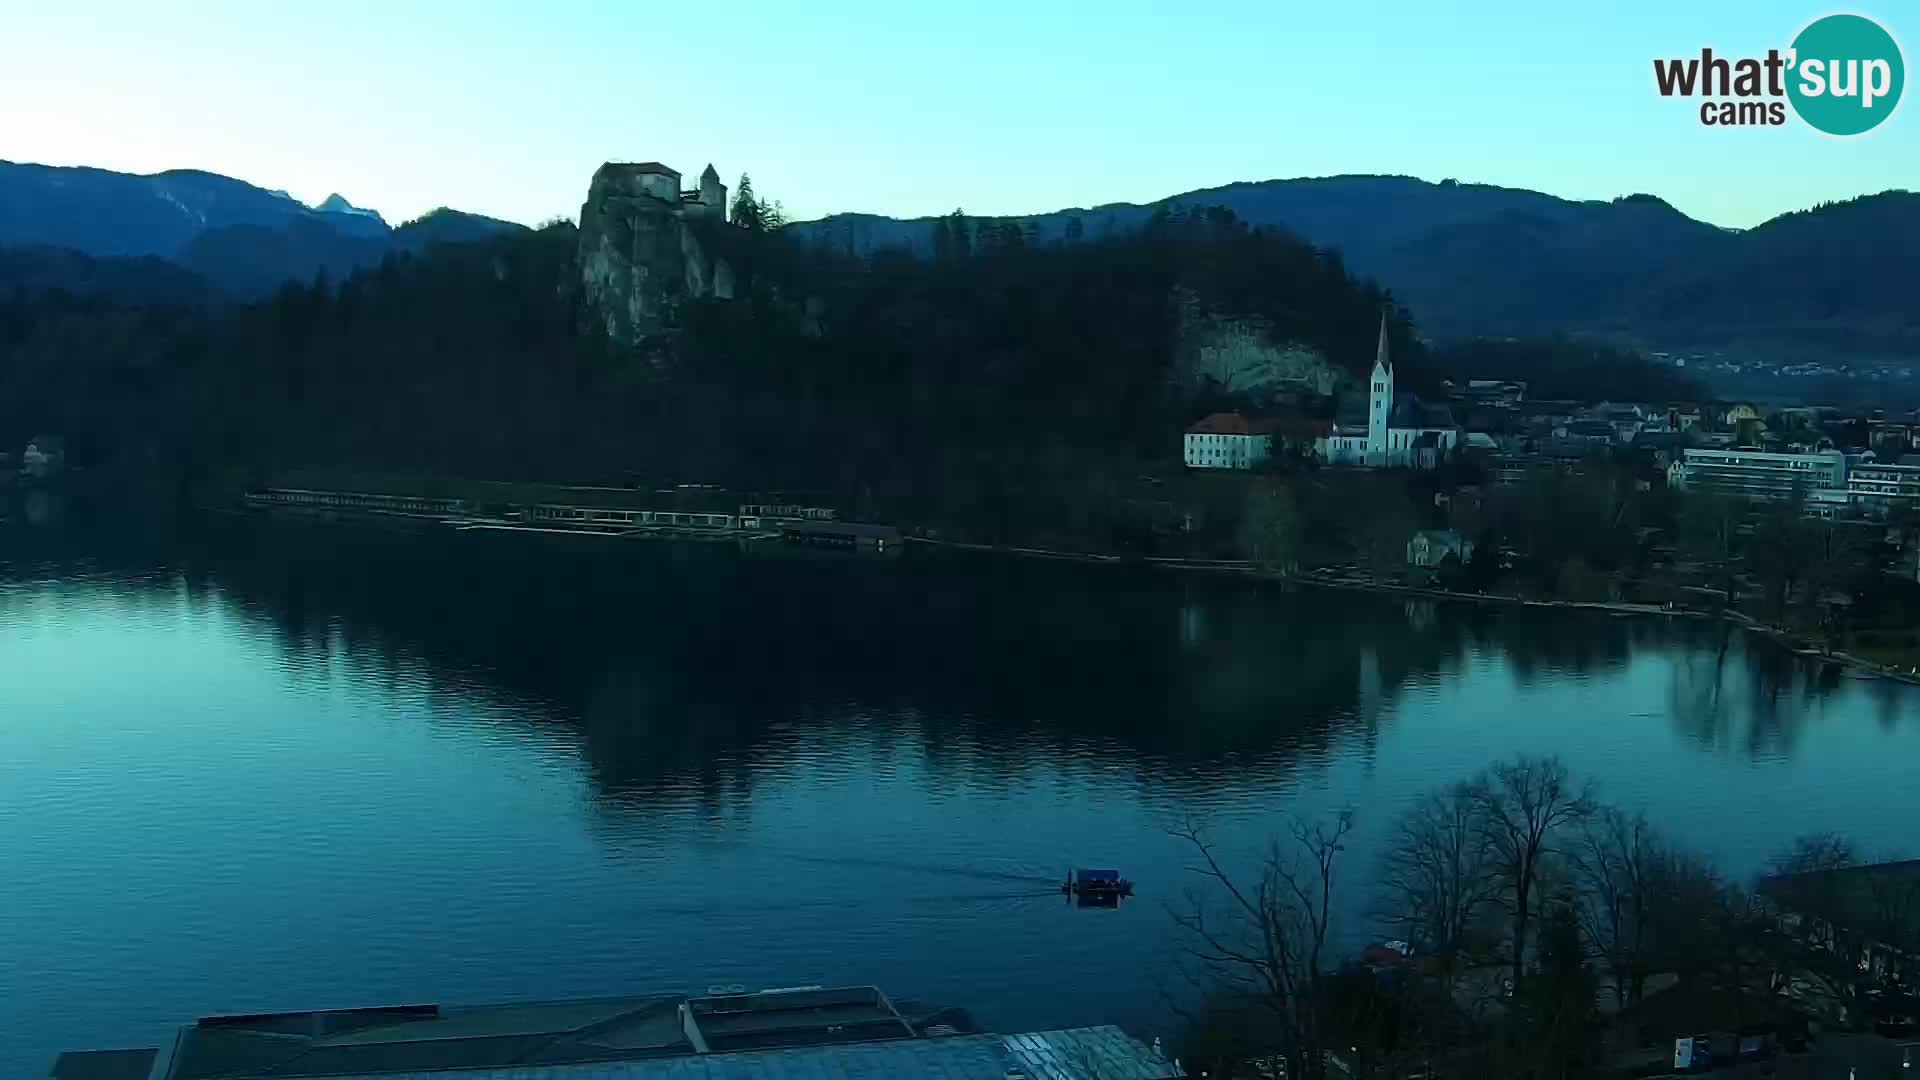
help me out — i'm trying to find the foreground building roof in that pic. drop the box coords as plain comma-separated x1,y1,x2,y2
50,986,1180,1080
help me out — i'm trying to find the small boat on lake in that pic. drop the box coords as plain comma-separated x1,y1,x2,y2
1061,868,1134,902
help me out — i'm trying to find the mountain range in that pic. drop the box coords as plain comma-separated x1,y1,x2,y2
0,161,523,299
4,160,1914,363
789,176,1920,362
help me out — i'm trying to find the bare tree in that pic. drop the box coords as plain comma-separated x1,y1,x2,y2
1472,756,1596,988
1643,846,1739,989
1170,812,1354,1080
1770,830,1858,876
1568,806,1663,1007
1377,782,1502,976
1680,490,1745,606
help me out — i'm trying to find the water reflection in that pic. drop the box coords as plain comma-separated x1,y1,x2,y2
2,508,1902,808
6,506,1920,1078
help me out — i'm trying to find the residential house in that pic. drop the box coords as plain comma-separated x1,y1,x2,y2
1462,379,1526,407
1760,859,1920,986
21,434,65,479
1661,403,1703,432
1561,419,1619,450
1726,403,1767,446
1586,402,1647,444
1517,400,1581,427
1407,528,1474,569
1870,418,1920,457
1487,452,1536,487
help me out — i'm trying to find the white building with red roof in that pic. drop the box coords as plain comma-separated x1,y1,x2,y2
1183,412,1278,470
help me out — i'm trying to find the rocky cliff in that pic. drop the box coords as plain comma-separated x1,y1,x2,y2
576,163,733,345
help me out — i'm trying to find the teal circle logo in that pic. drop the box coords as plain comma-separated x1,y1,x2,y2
1787,13,1905,135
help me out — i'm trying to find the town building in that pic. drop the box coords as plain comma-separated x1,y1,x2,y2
1669,448,1849,500
1321,316,1460,468
1560,419,1618,449
1463,378,1526,406
48,984,1182,1080
1725,403,1767,445
1869,416,1920,456
1848,461,1920,516
1184,412,1276,470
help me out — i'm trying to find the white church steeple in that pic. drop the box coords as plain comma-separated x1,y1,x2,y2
1366,310,1394,463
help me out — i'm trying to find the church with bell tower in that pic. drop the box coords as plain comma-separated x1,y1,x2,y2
1365,314,1394,464
1320,312,1460,469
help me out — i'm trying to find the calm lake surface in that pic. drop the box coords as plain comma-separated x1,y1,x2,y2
3,505,1918,1073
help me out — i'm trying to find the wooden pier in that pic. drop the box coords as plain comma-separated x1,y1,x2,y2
241,486,890,550
778,520,902,551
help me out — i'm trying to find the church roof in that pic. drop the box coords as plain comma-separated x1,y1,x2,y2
1388,396,1456,430
701,163,721,181
1375,313,1392,373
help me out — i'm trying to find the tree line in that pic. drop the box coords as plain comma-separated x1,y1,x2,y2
1170,754,1914,1079
1,199,1418,540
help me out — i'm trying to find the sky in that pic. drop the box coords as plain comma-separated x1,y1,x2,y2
1,0,1913,230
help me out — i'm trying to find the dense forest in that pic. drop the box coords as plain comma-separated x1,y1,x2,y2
1,204,1418,533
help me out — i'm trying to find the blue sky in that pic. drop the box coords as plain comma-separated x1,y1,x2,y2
2,0,1911,228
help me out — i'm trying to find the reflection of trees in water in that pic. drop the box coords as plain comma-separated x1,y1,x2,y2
1870,678,1910,732
32,509,1885,818
1491,608,1638,687
1664,622,1851,759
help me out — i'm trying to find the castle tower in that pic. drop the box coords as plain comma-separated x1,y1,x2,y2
1366,311,1394,463
699,164,727,221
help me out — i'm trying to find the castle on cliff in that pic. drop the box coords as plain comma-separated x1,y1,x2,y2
599,161,728,222
577,160,735,345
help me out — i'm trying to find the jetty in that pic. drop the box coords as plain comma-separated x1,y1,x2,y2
238,476,902,550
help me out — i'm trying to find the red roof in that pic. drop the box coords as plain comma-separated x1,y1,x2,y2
1187,412,1260,435
1186,413,1330,437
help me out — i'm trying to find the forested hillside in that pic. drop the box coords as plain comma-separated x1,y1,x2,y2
1,206,1414,536
794,178,1920,359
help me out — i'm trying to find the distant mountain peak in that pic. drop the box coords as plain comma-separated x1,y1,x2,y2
316,193,383,222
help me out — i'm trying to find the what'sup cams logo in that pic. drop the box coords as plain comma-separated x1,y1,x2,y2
1654,12,1905,134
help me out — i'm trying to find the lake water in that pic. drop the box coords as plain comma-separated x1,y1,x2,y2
3,507,1917,1073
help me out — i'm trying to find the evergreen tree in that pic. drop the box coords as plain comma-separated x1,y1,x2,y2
731,174,765,232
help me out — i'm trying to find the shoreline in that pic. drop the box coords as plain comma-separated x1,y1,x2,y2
72,499,1920,689
907,536,1920,688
